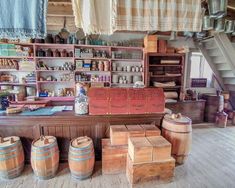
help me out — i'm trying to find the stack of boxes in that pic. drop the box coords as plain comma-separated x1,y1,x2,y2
102,124,175,185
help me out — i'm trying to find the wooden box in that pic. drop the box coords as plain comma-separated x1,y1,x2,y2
110,125,128,146
158,40,167,53
128,137,153,164
126,125,145,138
102,139,128,174
144,35,158,52
147,136,171,161
140,124,161,137
126,155,175,184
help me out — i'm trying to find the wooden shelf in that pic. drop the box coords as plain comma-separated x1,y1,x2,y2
36,69,72,72
151,86,181,89
147,53,185,57
0,56,34,59
37,81,74,84
75,70,110,73
111,46,143,50
149,64,181,67
34,43,74,48
150,75,182,78
111,58,142,62
0,82,36,86
112,71,143,74
74,57,109,61
35,57,74,59
76,81,110,83
111,83,134,87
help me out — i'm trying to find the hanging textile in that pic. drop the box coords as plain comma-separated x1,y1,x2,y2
72,0,113,35
112,0,202,32
0,0,48,39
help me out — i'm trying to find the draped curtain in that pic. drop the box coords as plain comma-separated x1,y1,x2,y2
72,0,202,35
0,0,48,39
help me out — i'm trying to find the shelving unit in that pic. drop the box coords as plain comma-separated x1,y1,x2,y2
0,43,144,101
146,52,185,100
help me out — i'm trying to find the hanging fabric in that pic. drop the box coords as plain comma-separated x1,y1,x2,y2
112,0,202,32
0,0,48,39
72,0,113,35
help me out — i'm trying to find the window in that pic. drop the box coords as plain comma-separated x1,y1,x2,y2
190,52,213,87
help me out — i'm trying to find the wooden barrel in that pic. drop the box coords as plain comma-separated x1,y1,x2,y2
202,94,224,122
162,114,192,164
31,136,59,180
0,136,24,179
68,136,95,180
215,111,228,128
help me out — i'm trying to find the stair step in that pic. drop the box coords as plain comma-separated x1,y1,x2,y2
207,49,222,57
211,56,226,64
217,64,231,70
223,78,235,85
221,70,235,78
203,40,216,49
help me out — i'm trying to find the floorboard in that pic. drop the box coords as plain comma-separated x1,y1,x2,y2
1,124,235,188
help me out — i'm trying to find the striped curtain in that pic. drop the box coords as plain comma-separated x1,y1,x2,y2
112,0,202,32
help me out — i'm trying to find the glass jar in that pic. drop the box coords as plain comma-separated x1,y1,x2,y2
75,94,88,115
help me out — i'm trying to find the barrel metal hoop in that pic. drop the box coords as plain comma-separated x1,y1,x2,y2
69,156,93,162
70,170,93,180
0,146,23,155
31,141,57,150
31,151,59,160
0,141,21,150
162,127,192,134
69,149,93,156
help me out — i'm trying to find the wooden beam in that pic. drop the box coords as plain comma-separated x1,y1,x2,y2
47,2,73,17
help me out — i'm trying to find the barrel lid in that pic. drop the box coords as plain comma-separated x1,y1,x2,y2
0,136,20,147
33,136,56,147
164,114,191,124
71,136,92,148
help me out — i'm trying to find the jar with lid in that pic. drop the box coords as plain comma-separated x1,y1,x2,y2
53,49,61,57
75,94,88,115
98,61,104,71
46,48,53,57
36,49,45,57
61,49,67,57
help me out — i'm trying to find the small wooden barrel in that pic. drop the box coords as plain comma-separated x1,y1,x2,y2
0,136,24,179
31,136,59,180
162,114,192,164
69,136,95,180
202,94,224,122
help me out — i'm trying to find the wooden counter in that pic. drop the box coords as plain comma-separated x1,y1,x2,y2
0,112,164,162
165,100,206,124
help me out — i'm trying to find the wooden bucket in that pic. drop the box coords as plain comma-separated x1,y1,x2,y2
31,136,59,180
162,113,192,164
0,136,24,179
68,136,95,180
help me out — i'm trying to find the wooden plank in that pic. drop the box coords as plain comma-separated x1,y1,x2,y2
47,3,73,16
126,125,145,138
102,139,128,175
140,124,161,137
126,155,175,184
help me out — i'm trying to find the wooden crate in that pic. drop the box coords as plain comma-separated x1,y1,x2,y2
147,136,171,162
102,139,128,174
158,40,167,53
144,35,158,52
140,124,161,137
110,125,128,146
126,125,145,138
126,155,175,184
128,137,153,164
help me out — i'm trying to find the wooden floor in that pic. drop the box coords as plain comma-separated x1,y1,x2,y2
1,124,235,188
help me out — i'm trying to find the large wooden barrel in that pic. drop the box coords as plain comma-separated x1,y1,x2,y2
31,136,59,180
202,94,224,122
162,114,192,164
0,136,24,179
69,136,95,180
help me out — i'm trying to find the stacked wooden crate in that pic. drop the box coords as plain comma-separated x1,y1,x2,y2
102,124,160,175
127,136,175,184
